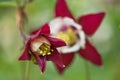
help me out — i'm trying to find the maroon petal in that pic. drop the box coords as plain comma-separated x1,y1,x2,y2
39,24,50,35
55,0,74,19
55,53,74,74
31,24,50,39
39,56,46,73
79,40,102,66
30,23,50,36
47,47,64,68
48,37,66,47
19,42,31,60
78,12,105,36
33,53,46,73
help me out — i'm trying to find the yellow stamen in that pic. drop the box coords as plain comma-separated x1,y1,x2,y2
47,52,51,55
31,54,37,64
57,28,77,46
37,43,51,56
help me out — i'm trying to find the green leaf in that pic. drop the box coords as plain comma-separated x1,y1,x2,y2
0,1,17,8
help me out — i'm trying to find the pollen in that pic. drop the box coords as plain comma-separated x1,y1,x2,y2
37,43,51,56
57,28,77,46
31,54,38,64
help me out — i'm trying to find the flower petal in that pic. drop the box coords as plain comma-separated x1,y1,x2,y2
39,24,50,35
55,0,74,19
48,37,66,47
39,56,46,73
79,40,102,66
55,53,74,74
31,24,50,39
78,12,105,36
33,53,46,73
47,47,64,68
30,23,50,36
19,42,31,60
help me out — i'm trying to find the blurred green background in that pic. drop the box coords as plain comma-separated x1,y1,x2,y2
0,0,120,80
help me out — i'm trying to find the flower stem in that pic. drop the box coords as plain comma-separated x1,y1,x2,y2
16,1,31,80
84,61,91,80
113,54,120,80
24,61,30,80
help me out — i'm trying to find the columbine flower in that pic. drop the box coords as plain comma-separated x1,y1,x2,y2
19,24,66,73
49,0,105,74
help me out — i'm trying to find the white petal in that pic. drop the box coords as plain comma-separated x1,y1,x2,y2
63,17,82,30
31,42,42,52
49,17,63,34
63,17,74,26
78,30,86,48
58,41,81,53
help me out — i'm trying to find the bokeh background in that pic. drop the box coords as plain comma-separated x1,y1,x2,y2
0,0,120,80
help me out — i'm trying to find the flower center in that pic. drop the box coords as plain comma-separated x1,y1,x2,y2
49,17,86,53
30,37,52,56
30,43,51,64
37,43,51,56
57,28,77,46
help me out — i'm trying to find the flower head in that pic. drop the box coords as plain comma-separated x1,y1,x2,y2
49,0,105,74
19,24,66,73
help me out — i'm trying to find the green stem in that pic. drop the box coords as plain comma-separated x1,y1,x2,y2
113,54,120,80
25,61,30,80
84,61,91,80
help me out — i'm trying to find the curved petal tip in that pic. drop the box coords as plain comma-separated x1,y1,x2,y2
79,40,102,66
78,12,105,36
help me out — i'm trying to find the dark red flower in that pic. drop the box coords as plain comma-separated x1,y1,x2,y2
49,0,105,74
19,24,66,73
